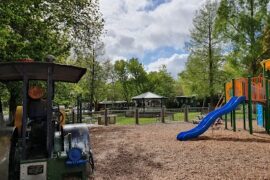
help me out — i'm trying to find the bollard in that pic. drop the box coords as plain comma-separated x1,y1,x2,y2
105,108,108,126
161,107,165,123
135,108,139,125
184,106,188,122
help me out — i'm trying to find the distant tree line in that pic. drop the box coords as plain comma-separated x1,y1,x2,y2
1,0,270,121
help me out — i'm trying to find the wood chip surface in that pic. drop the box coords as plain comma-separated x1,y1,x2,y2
89,121,270,180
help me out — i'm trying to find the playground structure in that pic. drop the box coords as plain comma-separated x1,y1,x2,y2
0,60,94,180
177,59,270,141
224,59,270,134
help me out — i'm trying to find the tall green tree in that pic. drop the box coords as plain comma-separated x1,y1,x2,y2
0,0,71,121
180,0,225,108
127,58,149,94
261,15,270,58
0,0,104,120
114,60,133,102
216,0,269,75
148,65,176,98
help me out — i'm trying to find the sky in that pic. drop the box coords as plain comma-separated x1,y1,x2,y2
99,0,206,78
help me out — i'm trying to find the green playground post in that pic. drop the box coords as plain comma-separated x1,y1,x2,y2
232,79,236,132
243,102,246,130
224,83,227,129
248,76,253,134
230,112,233,127
265,75,270,134
263,107,265,128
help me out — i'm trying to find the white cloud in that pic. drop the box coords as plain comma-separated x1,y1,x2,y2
146,53,188,78
100,0,205,60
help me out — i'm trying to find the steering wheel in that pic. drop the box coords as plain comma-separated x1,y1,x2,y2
58,110,64,125
53,109,64,125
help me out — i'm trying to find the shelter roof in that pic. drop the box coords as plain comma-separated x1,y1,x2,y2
132,92,166,100
0,62,86,83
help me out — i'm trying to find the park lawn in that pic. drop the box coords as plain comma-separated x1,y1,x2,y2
173,112,202,121
116,112,202,125
116,116,157,125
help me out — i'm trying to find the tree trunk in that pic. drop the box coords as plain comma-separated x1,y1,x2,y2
208,16,214,110
89,49,95,113
250,0,257,76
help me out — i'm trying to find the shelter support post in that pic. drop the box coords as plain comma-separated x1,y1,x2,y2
22,75,29,159
47,66,53,157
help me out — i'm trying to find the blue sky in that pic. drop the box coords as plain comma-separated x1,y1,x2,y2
100,0,205,78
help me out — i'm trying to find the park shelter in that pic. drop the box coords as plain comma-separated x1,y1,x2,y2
132,92,167,111
98,100,129,110
175,95,204,108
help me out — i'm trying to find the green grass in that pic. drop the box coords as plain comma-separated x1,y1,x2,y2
173,112,202,121
116,116,157,125
115,111,203,125
234,109,257,120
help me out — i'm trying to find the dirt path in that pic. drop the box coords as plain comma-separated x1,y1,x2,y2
90,122,270,179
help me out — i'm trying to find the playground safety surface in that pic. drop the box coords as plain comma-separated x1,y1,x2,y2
89,122,270,179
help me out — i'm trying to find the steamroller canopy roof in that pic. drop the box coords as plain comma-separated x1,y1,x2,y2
0,62,86,83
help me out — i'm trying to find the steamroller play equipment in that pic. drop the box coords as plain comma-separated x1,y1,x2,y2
0,59,94,179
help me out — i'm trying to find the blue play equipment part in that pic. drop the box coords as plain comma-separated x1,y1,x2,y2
176,97,237,140
177,96,246,141
257,104,263,127
66,147,88,166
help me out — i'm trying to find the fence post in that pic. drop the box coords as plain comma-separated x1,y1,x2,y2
135,108,139,125
161,107,165,123
184,106,188,122
105,108,108,126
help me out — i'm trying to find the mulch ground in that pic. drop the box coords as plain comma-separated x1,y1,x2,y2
89,121,270,180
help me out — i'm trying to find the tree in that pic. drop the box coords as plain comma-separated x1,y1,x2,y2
148,65,176,98
103,60,119,101
0,0,104,120
261,15,270,58
127,58,149,94
0,83,9,126
73,57,109,109
114,60,133,102
180,1,225,108
0,0,70,62
216,0,269,75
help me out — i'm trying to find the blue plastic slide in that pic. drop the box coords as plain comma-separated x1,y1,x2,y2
177,96,246,141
